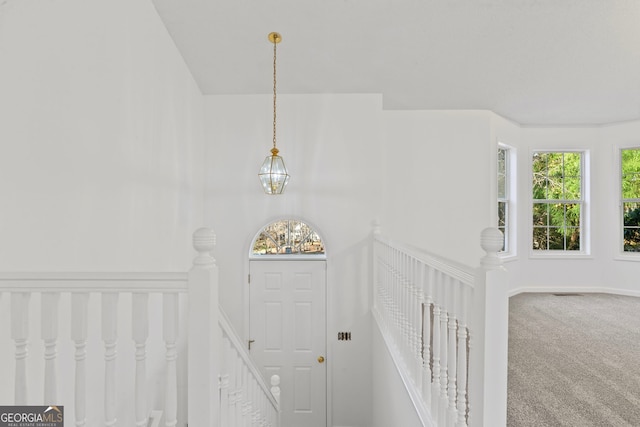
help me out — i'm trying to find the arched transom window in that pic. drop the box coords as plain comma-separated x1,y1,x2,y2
252,220,325,256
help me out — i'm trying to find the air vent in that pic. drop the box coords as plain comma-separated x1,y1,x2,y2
338,332,351,341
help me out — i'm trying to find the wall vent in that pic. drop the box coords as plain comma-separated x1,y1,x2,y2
338,332,351,341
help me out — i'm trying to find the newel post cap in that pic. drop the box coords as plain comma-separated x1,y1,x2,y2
480,227,504,270
192,227,216,266
270,374,281,406
372,219,382,237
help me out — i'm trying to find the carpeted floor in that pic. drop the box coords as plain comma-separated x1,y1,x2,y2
508,293,640,427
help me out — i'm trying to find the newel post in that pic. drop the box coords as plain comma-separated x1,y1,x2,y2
188,227,221,426
468,228,509,427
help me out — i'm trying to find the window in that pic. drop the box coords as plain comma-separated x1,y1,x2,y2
621,148,640,253
532,151,583,251
497,147,510,252
252,219,325,255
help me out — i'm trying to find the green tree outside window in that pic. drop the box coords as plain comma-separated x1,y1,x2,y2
622,148,640,252
532,152,582,251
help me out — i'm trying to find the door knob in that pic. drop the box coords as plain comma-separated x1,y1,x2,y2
317,356,325,363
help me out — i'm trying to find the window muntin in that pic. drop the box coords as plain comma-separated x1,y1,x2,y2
622,148,640,253
252,220,325,255
532,151,583,251
497,147,509,252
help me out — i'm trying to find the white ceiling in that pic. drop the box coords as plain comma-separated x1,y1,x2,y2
151,0,640,126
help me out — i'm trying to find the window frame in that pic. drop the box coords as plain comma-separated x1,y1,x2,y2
249,218,327,259
529,149,591,258
497,143,516,258
619,146,640,258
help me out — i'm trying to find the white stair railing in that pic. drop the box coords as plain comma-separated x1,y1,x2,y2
188,227,280,426
219,309,280,427
0,227,281,427
372,227,508,427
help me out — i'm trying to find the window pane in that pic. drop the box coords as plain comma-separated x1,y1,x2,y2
622,173,640,199
533,203,548,226
564,152,581,177
623,201,640,252
623,202,640,227
623,232,640,252
547,152,564,177
565,203,581,227
498,149,506,172
548,203,564,228
498,174,506,199
252,220,325,255
532,227,548,250
547,177,563,200
548,228,565,250
566,228,580,251
498,201,506,227
564,177,581,200
622,149,640,174
533,178,547,199
532,152,548,172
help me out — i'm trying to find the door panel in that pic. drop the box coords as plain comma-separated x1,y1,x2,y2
249,260,327,427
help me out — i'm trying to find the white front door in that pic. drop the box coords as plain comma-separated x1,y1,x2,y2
249,260,327,427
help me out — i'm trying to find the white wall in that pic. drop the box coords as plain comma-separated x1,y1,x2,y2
371,324,423,427
0,0,204,425
381,110,496,267
204,93,381,426
492,121,640,295
0,0,204,272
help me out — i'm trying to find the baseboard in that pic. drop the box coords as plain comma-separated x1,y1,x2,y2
509,286,640,298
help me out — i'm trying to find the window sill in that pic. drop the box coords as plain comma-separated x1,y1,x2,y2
498,253,518,263
528,252,593,260
614,254,640,262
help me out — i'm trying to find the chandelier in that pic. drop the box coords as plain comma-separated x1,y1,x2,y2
258,32,290,195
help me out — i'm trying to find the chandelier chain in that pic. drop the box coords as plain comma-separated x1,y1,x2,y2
272,38,277,150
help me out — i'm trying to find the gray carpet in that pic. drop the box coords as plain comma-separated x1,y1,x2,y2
508,293,640,427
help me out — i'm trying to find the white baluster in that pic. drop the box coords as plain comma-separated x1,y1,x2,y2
456,284,470,427
102,292,118,427
220,335,231,427
415,279,425,393
71,293,89,427
11,292,30,405
42,292,60,404
220,374,230,427
412,257,421,384
163,293,178,427
226,339,239,427
431,297,441,422
439,279,449,426
271,375,281,427
132,293,149,427
422,266,434,407
253,378,261,426
242,365,251,427
412,259,419,384
270,374,280,407
448,280,459,425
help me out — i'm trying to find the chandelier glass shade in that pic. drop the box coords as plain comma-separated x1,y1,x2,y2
258,32,290,195
259,147,290,194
